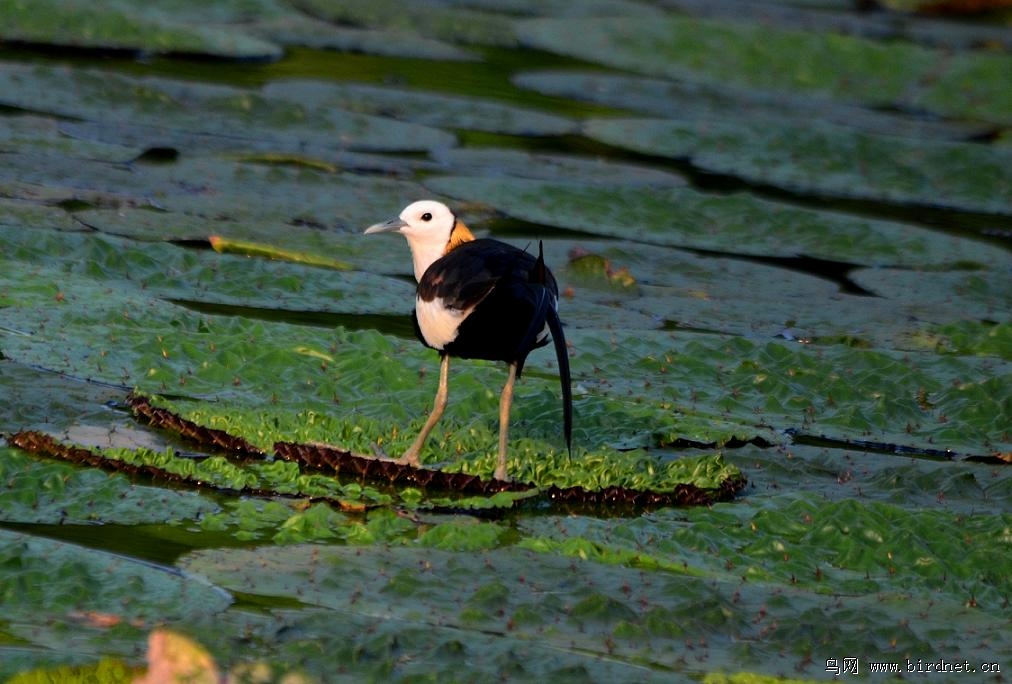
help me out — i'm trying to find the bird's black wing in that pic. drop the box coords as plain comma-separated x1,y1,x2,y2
417,239,519,312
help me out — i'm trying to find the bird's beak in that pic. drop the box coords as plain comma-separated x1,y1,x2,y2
364,217,407,235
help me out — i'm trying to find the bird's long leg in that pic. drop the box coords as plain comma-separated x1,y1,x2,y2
399,354,450,468
495,361,518,481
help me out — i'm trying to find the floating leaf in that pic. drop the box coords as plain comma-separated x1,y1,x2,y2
0,528,230,679
425,175,1002,267
287,0,519,47
263,80,577,136
250,13,477,60
514,69,992,140
517,15,1012,123
582,117,1012,214
0,445,216,525
0,64,456,153
0,0,284,59
434,147,687,186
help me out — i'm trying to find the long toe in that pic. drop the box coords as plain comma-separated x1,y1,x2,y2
397,452,422,468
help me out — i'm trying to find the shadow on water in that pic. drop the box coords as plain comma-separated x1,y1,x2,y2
169,298,417,338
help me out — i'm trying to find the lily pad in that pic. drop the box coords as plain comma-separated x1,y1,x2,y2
0,0,284,59
263,80,577,136
177,534,1010,681
433,147,688,186
0,151,427,244
582,117,1012,214
0,114,141,162
568,328,1012,457
424,175,1004,267
0,198,82,233
0,445,216,525
516,15,1012,123
287,0,519,47
514,70,992,141
0,527,231,680
2,3,1011,679
249,13,477,60
0,64,456,154
0,228,415,317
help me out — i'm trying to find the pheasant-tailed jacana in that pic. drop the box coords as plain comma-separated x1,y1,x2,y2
364,200,571,481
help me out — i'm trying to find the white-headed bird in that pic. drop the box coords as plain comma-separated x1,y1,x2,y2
365,200,571,481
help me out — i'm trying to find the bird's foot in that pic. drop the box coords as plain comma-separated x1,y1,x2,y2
396,450,423,469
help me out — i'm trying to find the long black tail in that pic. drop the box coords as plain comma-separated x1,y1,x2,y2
528,240,572,455
546,304,572,455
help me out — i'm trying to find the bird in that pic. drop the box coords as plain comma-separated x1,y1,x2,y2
364,199,571,481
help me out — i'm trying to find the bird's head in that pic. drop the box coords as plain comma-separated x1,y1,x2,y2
365,200,474,282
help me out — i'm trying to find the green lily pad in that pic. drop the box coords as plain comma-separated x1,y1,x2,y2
0,228,415,318
516,15,1012,123
0,527,231,680
424,176,1003,267
514,70,992,140
0,198,82,233
723,442,1012,514
904,320,1012,360
250,13,477,60
3,3,1011,681
0,445,216,525
0,114,141,162
263,80,576,136
582,117,1012,214
178,529,1010,681
0,64,456,154
0,149,427,247
0,0,284,59
286,0,519,47
435,148,688,186
567,328,1012,457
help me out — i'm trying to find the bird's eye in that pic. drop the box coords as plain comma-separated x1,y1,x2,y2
421,212,432,221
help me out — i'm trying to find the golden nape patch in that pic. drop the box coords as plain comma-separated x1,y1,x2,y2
444,219,476,254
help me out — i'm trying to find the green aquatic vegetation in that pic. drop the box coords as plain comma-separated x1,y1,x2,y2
418,519,507,551
526,497,1012,614
87,444,393,508
425,175,1001,267
0,64,456,154
570,330,1012,457
288,0,519,47
0,528,230,679
0,0,283,59
7,658,136,684
906,320,1012,360
0,0,1010,679
515,70,989,141
0,447,215,525
263,80,577,136
582,116,1012,214
517,15,1012,123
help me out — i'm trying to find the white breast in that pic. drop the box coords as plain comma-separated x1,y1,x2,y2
415,297,465,350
